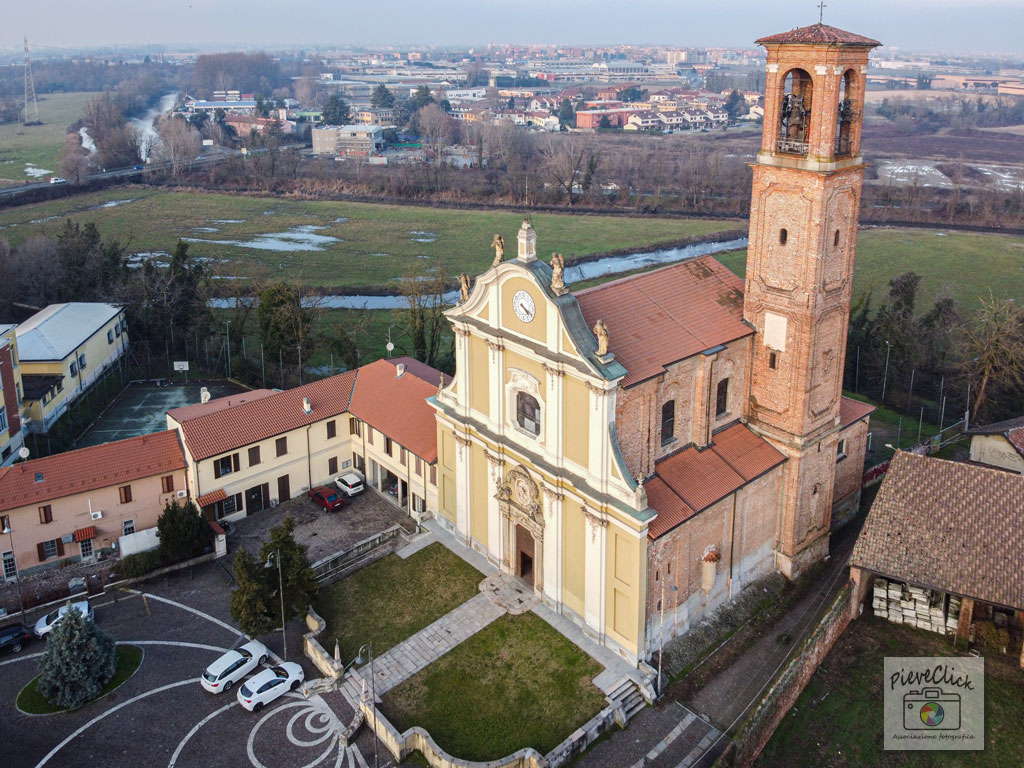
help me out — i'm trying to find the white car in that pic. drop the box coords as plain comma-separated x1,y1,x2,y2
334,470,365,497
200,640,269,694
34,601,94,638
48,177,67,184
237,662,304,712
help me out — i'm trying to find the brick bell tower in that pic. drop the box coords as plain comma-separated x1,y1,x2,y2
743,24,880,578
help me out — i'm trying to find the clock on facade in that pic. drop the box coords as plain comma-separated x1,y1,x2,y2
512,290,536,323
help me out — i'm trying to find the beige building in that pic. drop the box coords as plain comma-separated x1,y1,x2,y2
16,303,128,433
966,416,1024,474
0,325,26,465
168,358,446,523
432,23,878,666
0,430,187,579
311,124,385,157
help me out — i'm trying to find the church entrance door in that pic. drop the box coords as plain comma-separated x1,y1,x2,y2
515,524,535,586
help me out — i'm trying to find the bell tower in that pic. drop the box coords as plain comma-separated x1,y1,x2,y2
743,24,880,577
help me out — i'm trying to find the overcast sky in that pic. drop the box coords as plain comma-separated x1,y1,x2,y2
5,0,1023,55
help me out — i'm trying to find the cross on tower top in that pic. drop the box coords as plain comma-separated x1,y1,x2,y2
817,1,827,23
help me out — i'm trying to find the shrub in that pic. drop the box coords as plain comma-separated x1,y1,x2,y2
116,549,163,579
157,501,212,562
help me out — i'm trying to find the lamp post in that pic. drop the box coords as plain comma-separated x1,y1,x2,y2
343,642,379,768
1,524,24,617
264,549,287,660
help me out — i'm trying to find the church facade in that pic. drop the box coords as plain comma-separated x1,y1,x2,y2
430,24,879,665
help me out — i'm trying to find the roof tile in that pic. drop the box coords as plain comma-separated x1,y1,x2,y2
756,24,881,47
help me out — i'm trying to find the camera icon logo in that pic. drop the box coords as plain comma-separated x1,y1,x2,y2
904,688,961,730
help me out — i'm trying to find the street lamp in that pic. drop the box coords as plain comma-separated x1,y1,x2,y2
1,524,24,617
264,549,287,660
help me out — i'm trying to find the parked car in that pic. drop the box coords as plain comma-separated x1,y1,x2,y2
237,663,304,712
334,470,365,497
308,485,345,512
200,639,269,694
33,601,94,638
48,176,67,184
0,623,32,654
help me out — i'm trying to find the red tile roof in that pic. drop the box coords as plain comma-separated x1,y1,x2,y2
0,430,186,513
349,358,448,463
575,256,752,387
851,452,1024,609
756,24,881,47
645,422,786,539
839,396,876,429
73,526,97,542
167,390,276,423
177,372,358,461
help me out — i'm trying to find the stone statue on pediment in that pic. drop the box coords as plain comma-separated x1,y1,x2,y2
593,319,609,357
490,234,505,267
550,252,566,295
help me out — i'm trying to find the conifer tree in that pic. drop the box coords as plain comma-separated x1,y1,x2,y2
37,607,116,710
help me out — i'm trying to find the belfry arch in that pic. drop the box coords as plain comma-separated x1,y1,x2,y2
777,68,814,155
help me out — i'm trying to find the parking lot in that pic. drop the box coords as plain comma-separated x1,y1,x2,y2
0,540,390,767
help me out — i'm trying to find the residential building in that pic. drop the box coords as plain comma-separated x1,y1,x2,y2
849,452,1024,667
431,24,879,665
184,98,258,114
168,358,446,523
965,416,1024,473
312,124,385,156
354,107,396,126
16,303,128,433
0,430,188,579
224,115,296,136
574,108,636,129
0,325,25,465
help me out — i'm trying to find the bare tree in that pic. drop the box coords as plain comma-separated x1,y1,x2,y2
398,264,453,368
418,103,456,165
961,292,1024,421
58,133,92,184
152,115,202,176
540,135,599,205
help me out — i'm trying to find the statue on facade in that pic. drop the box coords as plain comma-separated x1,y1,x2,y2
593,319,609,357
458,273,471,303
634,475,648,510
550,252,566,295
490,234,505,266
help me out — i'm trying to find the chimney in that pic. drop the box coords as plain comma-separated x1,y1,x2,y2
302,397,313,414
396,363,406,377
200,386,210,404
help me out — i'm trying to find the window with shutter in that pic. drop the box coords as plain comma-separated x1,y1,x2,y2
276,437,287,457
161,475,174,493
328,457,338,474
349,418,361,436
38,505,53,524
119,485,133,504
248,446,261,466
327,420,337,439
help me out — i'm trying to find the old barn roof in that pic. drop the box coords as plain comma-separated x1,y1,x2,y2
851,452,1024,610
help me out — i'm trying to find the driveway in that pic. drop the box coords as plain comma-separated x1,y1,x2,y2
0,560,382,768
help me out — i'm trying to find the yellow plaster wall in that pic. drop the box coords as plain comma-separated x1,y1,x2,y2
469,443,489,545
468,335,490,417
503,349,546,388
499,277,547,343
562,500,586,615
562,375,590,468
606,527,642,651
437,424,456,521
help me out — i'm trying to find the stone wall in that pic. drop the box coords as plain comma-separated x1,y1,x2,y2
714,583,852,768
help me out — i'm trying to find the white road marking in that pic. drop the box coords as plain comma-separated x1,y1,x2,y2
348,744,369,768
127,640,229,654
167,698,239,767
0,651,43,667
34,679,195,768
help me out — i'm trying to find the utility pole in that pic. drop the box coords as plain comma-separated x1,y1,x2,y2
880,340,892,403
224,321,231,379
22,37,39,125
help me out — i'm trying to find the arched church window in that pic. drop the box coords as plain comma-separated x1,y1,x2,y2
779,228,788,245
836,69,856,157
516,392,541,436
660,400,676,445
777,68,813,156
834,229,841,247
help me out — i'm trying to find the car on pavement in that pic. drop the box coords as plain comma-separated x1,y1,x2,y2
0,623,32,654
237,662,304,712
308,485,345,512
334,470,365,497
34,600,94,638
200,639,269,694
48,176,67,184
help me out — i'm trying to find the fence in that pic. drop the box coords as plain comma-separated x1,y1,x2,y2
712,584,853,768
310,525,405,583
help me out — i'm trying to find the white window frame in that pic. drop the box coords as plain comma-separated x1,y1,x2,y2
2,551,15,581
80,539,94,560
42,539,58,559
122,519,135,536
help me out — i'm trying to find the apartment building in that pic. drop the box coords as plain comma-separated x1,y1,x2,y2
0,325,25,466
16,303,128,433
311,124,386,156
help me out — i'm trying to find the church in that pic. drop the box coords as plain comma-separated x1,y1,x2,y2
430,24,879,665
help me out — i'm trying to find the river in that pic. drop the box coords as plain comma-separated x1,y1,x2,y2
209,236,748,310
129,91,179,160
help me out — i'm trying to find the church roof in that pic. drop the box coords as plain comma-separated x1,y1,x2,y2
755,23,881,47
575,255,753,388
644,422,786,539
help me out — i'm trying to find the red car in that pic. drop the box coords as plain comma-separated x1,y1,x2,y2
308,486,345,512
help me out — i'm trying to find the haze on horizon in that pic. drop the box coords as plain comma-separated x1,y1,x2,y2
4,0,1024,55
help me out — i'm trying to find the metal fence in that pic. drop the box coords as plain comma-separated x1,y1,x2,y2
311,525,406,583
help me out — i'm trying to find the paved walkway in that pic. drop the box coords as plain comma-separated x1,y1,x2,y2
346,593,505,700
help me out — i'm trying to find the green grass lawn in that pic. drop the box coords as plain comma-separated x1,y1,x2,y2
715,227,1024,314
16,644,143,714
758,616,1024,767
314,543,482,661
382,612,606,761
0,92,100,182
0,188,736,290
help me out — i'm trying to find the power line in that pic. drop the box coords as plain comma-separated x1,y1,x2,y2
23,36,40,125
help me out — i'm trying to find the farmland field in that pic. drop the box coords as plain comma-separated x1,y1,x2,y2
0,188,736,290
0,92,99,183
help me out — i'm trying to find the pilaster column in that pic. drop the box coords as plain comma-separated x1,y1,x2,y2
453,327,471,418
583,505,608,637
453,433,472,540
542,486,563,606
586,382,605,479
485,450,504,561
544,364,564,464
487,338,503,433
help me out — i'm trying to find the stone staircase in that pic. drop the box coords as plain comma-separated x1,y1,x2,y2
607,677,647,727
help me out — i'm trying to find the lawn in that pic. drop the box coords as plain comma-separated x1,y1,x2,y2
714,227,1024,314
16,644,143,714
0,92,100,182
382,612,606,761
757,616,1024,767
314,543,483,661
0,188,737,290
